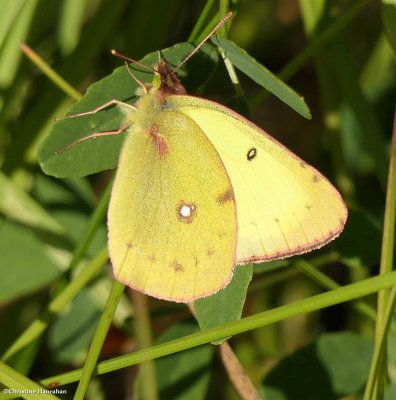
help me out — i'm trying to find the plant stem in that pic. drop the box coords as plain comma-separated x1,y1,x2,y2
40,270,396,387
74,281,125,400
131,291,158,400
371,108,396,399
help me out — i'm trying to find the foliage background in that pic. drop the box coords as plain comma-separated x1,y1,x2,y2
0,0,395,399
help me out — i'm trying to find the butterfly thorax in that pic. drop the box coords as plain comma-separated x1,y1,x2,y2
125,92,163,131
127,60,187,130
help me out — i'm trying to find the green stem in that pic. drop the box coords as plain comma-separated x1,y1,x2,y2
20,43,82,101
216,0,244,98
132,291,158,400
0,361,60,400
40,270,396,387
74,281,125,400
2,181,111,361
372,108,396,398
296,260,396,335
188,0,217,42
68,178,112,273
364,288,396,400
2,247,108,362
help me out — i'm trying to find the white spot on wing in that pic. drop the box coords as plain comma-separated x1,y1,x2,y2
177,202,197,223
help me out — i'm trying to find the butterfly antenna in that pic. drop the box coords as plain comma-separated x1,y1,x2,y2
111,49,157,91
173,11,233,74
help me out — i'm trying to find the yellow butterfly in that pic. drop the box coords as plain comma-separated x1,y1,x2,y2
55,15,347,303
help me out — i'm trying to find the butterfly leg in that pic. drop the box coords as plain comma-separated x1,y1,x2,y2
56,123,132,154
57,99,136,121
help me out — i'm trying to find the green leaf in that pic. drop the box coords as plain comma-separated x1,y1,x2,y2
212,35,312,119
57,0,90,55
39,42,218,178
0,361,60,400
385,382,396,400
0,0,39,88
253,259,290,274
382,0,396,55
263,332,373,399
334,209,382,268
48,289,101,364
32,174,95,209
330,38,389,188
0,221,63,303
52,208,107,258
0,171,64,235
195,264,253,343
0,0,25,45
299,0,326,33
149,320,213,400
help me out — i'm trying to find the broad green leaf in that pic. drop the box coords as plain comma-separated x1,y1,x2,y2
48,290,101,364
0,221,63,303
39,42,218,178
212,35,312,119
260,386,286,400
195,264,253,343
253,259,290,274
335,209,381,268
32,174,95,209
52,208,107,258
329,38,389,188
0,171,64,234
263,332,373,399
2,0,130,174
139,320,213,400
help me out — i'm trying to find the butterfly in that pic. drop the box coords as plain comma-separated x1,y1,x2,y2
45,13,347,303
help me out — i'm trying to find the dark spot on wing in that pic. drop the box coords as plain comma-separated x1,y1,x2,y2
312,174,319,183
305,204,312,210
172,261,183,272
217,189,234,204
207,249,215,257
247,147,257,161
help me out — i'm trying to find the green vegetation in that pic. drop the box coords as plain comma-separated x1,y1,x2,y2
0,1,395,399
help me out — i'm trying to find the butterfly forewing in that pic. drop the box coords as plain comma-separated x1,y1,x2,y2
108,106,237,302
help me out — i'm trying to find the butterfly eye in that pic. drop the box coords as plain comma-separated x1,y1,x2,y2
247,147,257,161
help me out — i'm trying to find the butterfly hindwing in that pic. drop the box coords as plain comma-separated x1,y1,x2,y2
165,95,347,264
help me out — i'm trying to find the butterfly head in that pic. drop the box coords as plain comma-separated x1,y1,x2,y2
153,59,186,95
